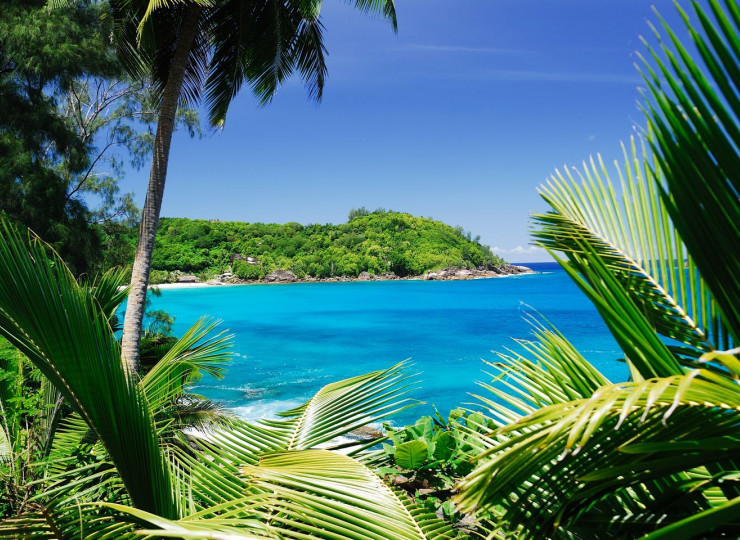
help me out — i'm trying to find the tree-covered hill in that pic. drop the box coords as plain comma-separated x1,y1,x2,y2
150,210,505,280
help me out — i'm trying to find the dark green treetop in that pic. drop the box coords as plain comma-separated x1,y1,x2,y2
0,1,201,276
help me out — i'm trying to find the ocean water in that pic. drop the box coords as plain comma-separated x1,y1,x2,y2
144,262,624,424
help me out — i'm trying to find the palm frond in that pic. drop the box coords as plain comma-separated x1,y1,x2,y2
0,510,59,540
203,0,251,124
0,503,139,540
292,15,327,102
533,136,732,367
456,1,740,537
244,0,303,105
348,0,397,31
552,244,683,379
472,318,611,427
242,450,445,539
110,450,451,540
457,365,740,537
37,376,64,459
391,488,457,539
140,316,231,413
198,362,418,466
166,363,418,512
640,0,740,343
81,266,131,322
0,219,177,518
278,361,418,450
137,0,213,37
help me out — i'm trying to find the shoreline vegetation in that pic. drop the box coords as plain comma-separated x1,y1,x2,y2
154,263,534,289
145,210,512,285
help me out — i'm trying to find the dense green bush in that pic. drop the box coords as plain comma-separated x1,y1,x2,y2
148,269,175,284
233,259,266,280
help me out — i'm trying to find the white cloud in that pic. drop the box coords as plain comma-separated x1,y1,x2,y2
406,44,527,55
492,245,547,256
474,69,640,84
492,245,550,262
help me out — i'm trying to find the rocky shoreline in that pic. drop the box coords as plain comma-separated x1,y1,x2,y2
203,264,534,286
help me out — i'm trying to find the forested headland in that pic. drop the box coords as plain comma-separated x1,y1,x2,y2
147,209,507,282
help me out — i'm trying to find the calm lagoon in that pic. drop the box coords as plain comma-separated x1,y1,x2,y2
144,262,623,424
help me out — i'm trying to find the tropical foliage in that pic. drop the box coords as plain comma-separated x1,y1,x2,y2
147,211,503,279
375,410,495,536
0,0,200,277
453,1,740,537
2,0,740,539
0,0,117,275
0,217,455,539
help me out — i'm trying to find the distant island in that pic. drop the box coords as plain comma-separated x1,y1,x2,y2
148,209,532,285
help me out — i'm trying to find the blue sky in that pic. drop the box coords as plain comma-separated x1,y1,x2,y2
121,0,686,262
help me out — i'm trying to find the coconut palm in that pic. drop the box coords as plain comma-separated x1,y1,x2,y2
106,0,398,375
455,1,740,537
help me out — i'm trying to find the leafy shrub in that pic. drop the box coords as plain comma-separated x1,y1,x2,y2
233,260,265,280
378,409,493,530
149,269,174,284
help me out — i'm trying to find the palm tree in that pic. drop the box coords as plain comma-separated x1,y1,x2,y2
454,0,740,537
114,0,398,374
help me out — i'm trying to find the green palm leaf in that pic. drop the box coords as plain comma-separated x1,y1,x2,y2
243,450,447,539
140,316,231,413
114,0,396,125
0,503,140,540
199,361,418,462
179,362,419,510
110,450,452,540
0,219,177,518
533,240,682,380
533,136,731,368
472,319,611,427
455,1,740,538
640,0,740,343
457,364,740,537
27,317,236,523
81,266,131,323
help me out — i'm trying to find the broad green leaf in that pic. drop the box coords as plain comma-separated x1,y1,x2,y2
431,431,456,462
395,440,429,470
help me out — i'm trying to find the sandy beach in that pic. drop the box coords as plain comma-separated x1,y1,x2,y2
148,282,235,290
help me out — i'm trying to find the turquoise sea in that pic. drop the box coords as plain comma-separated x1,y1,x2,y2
145,262,623,424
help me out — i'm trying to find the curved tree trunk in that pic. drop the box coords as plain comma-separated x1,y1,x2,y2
121,5,201,375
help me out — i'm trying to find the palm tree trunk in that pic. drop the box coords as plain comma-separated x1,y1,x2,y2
121,5,201,375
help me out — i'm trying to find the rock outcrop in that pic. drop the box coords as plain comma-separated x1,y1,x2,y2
423,265,533,280
226,265,532,285
264,269,297,283
348,425,384,439
494,264,532,275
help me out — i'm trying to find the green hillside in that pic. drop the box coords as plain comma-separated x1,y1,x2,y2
150,210,505,281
